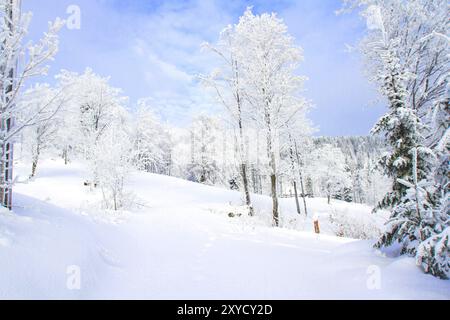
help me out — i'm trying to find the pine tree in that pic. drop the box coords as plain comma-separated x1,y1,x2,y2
305,176,314,198
346,0,449,278
416,202,449,279
372,47,436,255
415,75,450,279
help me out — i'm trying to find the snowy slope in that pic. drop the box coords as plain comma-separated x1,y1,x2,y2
0,159,448,299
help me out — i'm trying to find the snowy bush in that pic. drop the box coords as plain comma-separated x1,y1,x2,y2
209,204,253,218
93,128,134,211
329,208,384,240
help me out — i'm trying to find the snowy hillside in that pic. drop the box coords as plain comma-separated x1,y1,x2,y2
0,159,448,299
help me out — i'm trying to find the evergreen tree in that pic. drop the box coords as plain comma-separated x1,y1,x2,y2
416,75,450,279
346,0,449,278
305,176,314,198
372,47,436,256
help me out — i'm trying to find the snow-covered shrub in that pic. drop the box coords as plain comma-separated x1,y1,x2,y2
94,127,134,211
209,204,252,218
329,209,383,240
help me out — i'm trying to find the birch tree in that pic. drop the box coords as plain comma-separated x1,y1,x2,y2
202,25,254,216
235,8,306,226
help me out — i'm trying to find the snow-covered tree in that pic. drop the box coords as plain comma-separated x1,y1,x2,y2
0,0,63,208
281,114,314,215
132,99,172,175
305,176,314,198
55,69,128,182
187,114,222,186
235,8,307,226
345,0,449,278
17,84,64,177
416,75,450,279
202,24,255,215
364,19,437,258
309,136,389,205
417,214,449,279
307,144,351,204
94,125,134,211
342,0,448,121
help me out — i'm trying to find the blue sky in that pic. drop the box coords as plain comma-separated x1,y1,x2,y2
22,0,384,136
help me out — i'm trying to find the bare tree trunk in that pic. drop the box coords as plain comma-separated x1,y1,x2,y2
241,162,253,215
279,178,283,197
31,144,40,177
288,136,301,215
298,174,308,216
31,159,37,177
293,180,301,214
271,172,279,227
265,115,279,225
0,0,18,210
264,102,279,226
237,107,253,216
294,140,308,216
233,124,253,215
63,146,69,165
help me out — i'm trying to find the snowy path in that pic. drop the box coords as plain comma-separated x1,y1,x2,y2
0,160,448,299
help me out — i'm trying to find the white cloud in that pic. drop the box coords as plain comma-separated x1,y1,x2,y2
23,0,383,135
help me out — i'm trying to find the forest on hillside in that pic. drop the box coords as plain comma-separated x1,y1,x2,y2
0,0,448,297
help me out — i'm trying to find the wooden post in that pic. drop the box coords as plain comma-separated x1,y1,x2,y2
314,218,320,234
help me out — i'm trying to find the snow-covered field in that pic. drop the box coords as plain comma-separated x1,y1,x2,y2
0,159,448,299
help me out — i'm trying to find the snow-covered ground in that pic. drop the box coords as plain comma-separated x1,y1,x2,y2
0,159,448,299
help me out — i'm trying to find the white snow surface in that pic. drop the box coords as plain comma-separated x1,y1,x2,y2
0,159,448,299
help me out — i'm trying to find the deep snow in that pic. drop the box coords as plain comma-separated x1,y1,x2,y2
0,159,448,299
